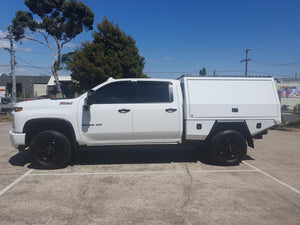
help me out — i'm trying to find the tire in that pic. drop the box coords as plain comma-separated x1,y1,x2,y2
209,130,247,166
29,130,71,169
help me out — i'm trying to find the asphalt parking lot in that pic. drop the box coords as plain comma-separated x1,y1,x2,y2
0,122,299,225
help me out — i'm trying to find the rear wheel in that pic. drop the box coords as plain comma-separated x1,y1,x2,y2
209,130,247,166
29,130,71,169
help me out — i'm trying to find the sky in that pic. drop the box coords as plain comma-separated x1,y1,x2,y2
0,0,299,79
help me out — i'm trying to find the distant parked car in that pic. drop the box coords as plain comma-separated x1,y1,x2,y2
281,104,289,111
1,97,13,104
0,97,15,112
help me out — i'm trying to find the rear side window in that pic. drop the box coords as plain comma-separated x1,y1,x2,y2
94,81,133,104
137,81,173,103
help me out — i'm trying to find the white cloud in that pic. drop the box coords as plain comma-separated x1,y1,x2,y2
0,40,32,52
147,57,172,62
0,29,32,52
0,29,9,49
0,66,10,75
0,40,9,49
0,66,37,75
15,46,32,52
0,30,7,38
64,42,76,48
15,68,35,74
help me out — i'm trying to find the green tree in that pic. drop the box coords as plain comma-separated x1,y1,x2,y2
199,67,206,76
66,17,147,92
11,0,94,94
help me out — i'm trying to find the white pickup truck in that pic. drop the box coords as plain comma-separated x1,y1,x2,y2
9,76,281,169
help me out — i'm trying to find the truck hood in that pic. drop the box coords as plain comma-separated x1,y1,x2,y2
15,98,78,110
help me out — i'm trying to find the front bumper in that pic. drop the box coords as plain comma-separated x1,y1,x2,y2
9,130,26,149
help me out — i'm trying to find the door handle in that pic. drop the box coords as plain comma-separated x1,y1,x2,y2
118,109,131,113
165,108,177,113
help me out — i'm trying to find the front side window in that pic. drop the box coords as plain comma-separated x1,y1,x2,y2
137,81,173,103
94,82,133,104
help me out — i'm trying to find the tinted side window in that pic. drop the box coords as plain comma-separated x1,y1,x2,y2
94,82,133,104
137,81,173,103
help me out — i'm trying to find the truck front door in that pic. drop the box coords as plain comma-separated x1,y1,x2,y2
80,81,134,144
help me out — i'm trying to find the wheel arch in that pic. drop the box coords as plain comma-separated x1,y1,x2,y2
206,120,254,148
23,118,77,150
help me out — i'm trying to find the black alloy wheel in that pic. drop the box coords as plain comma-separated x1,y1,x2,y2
29,130,71,169
209,130,247,166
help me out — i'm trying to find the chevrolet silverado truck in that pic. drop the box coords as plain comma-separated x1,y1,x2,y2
9,76,281,169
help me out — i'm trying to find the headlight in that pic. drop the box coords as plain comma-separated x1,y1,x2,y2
13,107,23,112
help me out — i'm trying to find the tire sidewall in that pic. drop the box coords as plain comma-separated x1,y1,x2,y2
210,130,247,166
29,130,71,169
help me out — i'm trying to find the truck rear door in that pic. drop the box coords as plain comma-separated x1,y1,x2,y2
133,81,182,143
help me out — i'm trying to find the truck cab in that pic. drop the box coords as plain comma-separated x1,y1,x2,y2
77,78,183,145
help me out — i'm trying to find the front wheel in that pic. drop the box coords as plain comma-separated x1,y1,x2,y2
29,130,71,169
209,130,247,166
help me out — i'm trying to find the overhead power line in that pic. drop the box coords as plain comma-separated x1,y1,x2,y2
144,70,294,78
15,56,51,74
0,64,50,69
251,60,300,67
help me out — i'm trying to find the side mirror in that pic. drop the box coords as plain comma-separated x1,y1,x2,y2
84,90,95,111
86,90,95,106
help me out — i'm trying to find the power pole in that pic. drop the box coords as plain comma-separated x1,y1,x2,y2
7,26,17,102
241,49,251,77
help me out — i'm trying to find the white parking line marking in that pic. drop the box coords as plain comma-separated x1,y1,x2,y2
0,168,258,197
29,169,257,176
0,169,34,197
30,170,186,176
243,161,300,194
